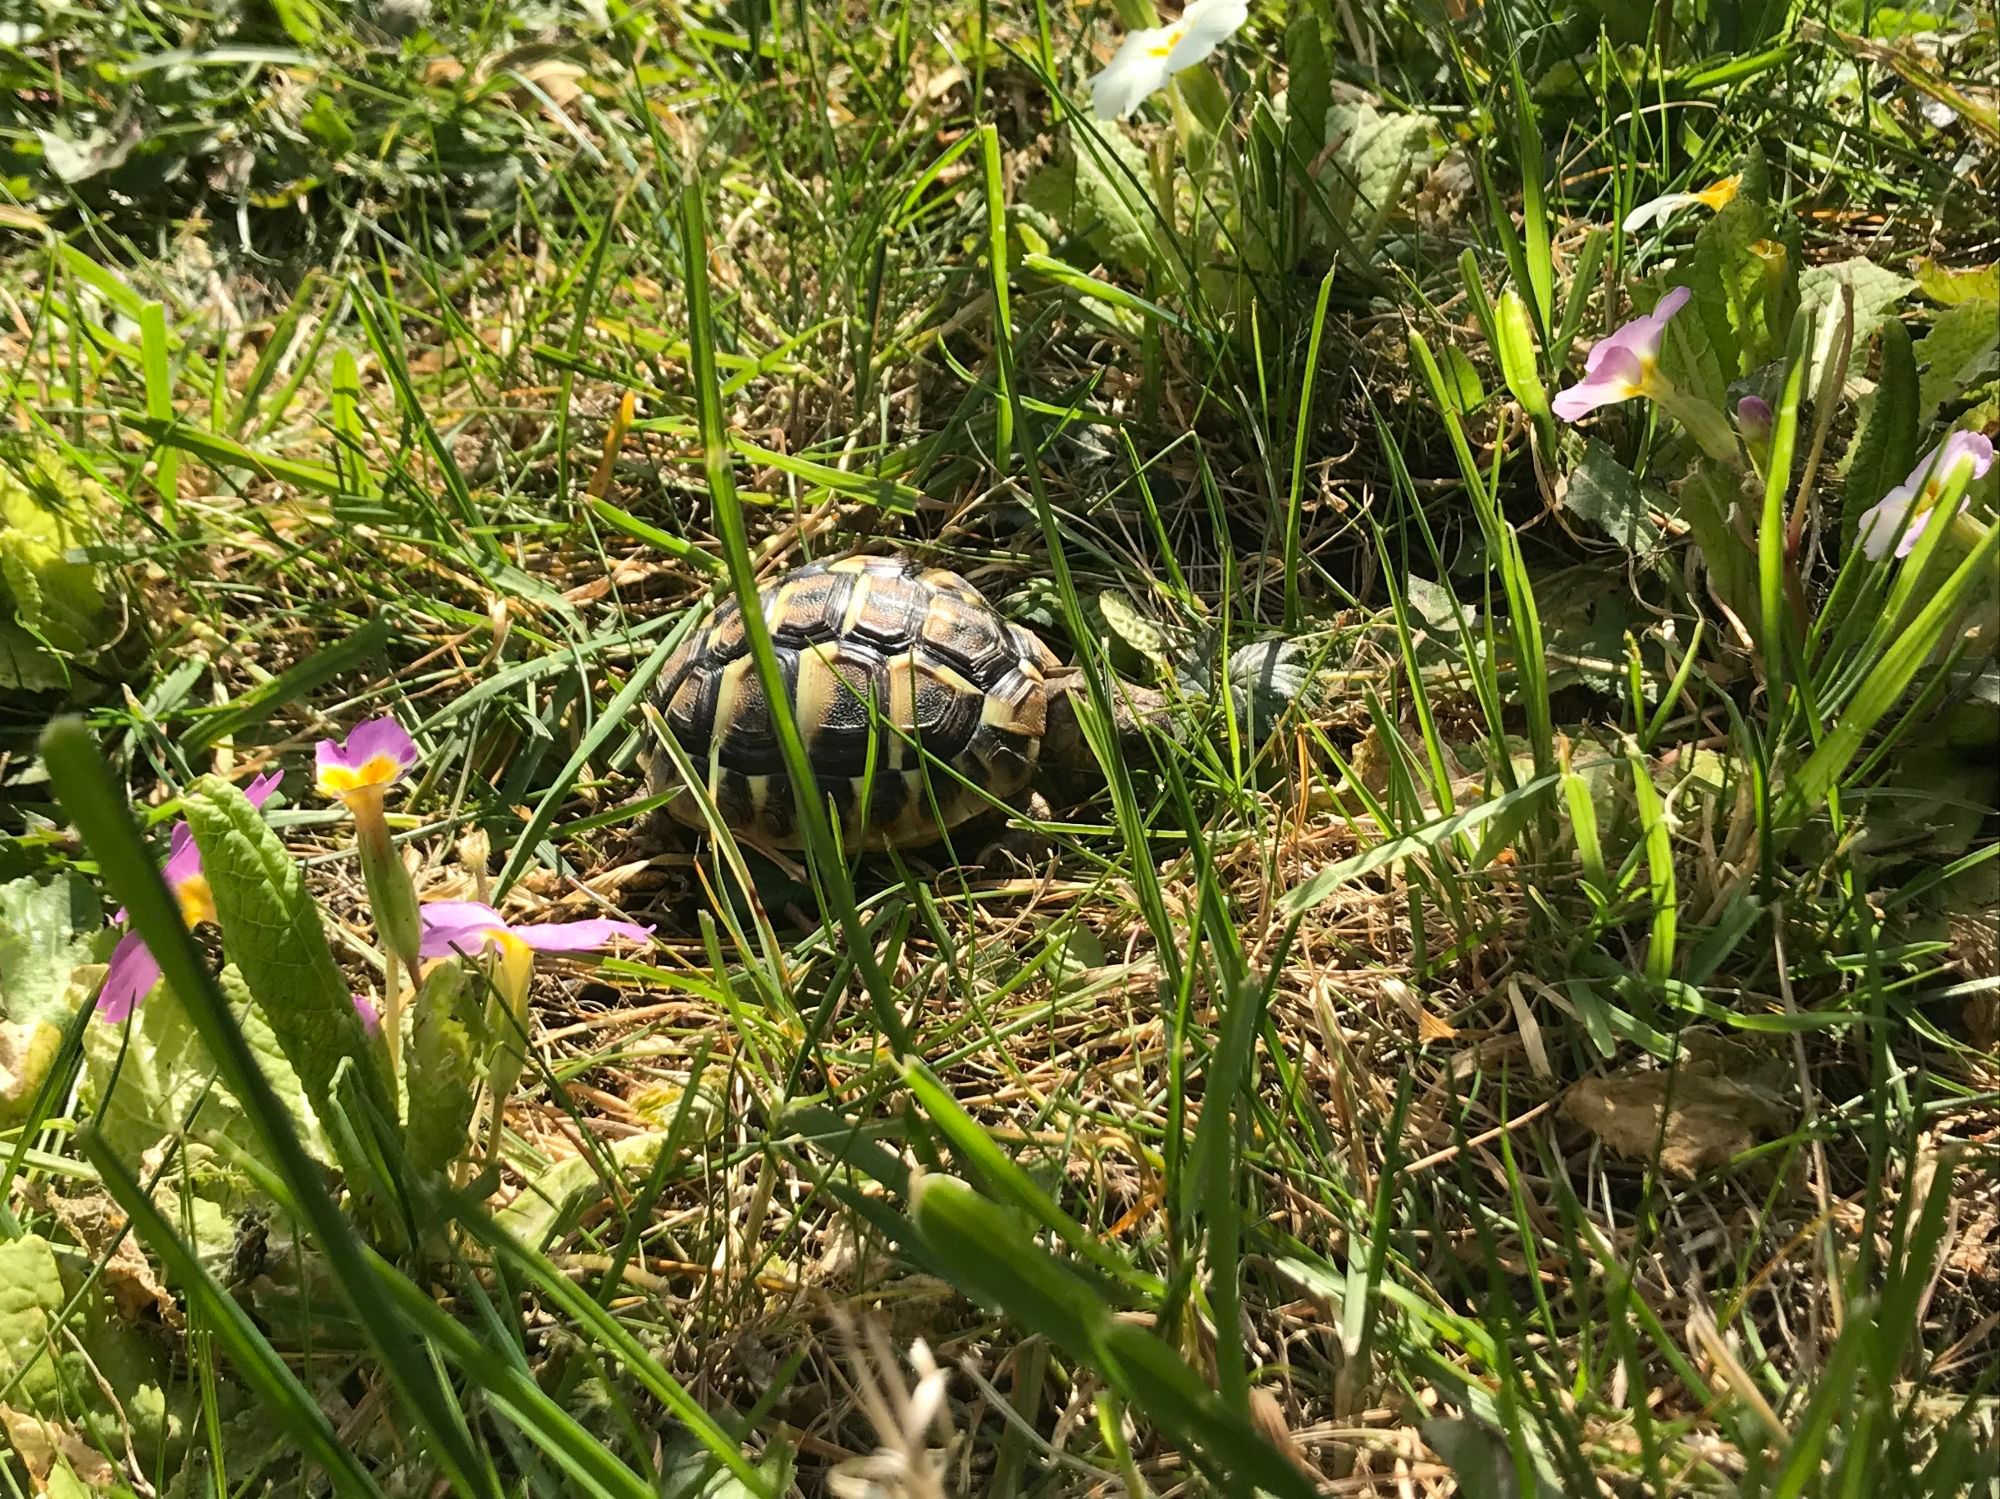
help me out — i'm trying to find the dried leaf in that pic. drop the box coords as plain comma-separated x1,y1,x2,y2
0,1405,118,1488
0,1020,64,1128
1562,1067,1790,1178
34,1193,181,1329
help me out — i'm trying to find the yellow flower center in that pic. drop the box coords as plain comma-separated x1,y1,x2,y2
318,754,404,799
1693,174,1742,212
177,874,218,929
493,930,536,1016
1146,24,1186,57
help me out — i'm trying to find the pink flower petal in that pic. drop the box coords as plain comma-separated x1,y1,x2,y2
1937,429,1995,485
418,900,511,959
160,821,201,890
245,771,284,808
511,918,655,954
1604,288,1687,364
1860,429,1995,561
317,717,419,781
98,931,162,1024
353,992,381,1037
1551,348,1646,421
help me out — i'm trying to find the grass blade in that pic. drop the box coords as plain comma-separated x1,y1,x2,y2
38,716,501,1499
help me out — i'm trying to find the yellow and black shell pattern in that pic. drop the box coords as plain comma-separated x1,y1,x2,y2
648,554,1059,849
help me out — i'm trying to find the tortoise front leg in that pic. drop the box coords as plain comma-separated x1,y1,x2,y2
971,785,1059,873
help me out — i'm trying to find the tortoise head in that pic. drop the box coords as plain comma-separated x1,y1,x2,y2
1040,667,1176,774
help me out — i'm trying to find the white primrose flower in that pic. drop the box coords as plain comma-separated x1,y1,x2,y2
1089,0,1250,121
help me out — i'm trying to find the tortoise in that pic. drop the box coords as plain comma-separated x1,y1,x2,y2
644,553,1169,852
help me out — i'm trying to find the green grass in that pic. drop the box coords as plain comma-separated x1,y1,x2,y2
3,0,1999,1495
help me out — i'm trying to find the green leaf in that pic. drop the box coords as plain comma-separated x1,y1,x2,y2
0,1233,169,1461
1422,1414,1565,1498
1097,590,1172,670
0,1233,81,1408
1797,256,1916,389
84,963,321,1200
80,1137,387,1499
1563,440,1663,553
1845,316,1920,533
1224,638,1314,741
1914,298,2000,424
1021,127,1164,279
1671,459,1761,627
0,874,101,1028
1493,289,1551,423
0,446,111,659
497,1131,688,1250
1319,101,1435,244
1681,159,1782,387
1913,257,1998,307
661,1441,795,1499
1283,5,1333,214
0,1020,63,1127
0,617,68,690
178,775,389,1129
299,92,355,157
402,964,480,1181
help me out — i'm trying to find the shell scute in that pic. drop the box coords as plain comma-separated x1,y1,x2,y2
649,554,1052,848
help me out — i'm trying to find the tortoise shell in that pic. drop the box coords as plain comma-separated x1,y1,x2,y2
646,554,1059,849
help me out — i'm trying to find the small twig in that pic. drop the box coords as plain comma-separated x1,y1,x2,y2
1402,1097,1560,1176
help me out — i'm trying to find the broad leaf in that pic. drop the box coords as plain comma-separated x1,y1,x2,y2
1844,316,1920,536
0,874,102,1028
1224,637,1314,741
179,774,390,1129
1797,256,1916,389
1913,257,1998,307
1021,127,1164,279
1563,440,1663,553
1681,153,1785,390
1423,1414,1565,1498
498,1131,693,1249
1672,459,1761,630
1098,590,1172,669
403,964,480,1180
0,1234,170,1462
84,963,322,1197
1319,101,1435,245
1914,297,2000,424
0,1021,63,1128
0,445,112,660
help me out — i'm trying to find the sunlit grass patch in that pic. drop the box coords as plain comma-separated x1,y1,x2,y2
3,0,1998,1494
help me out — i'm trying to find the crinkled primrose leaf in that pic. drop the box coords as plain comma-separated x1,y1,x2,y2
84,961,320,1191
0,1233,172,1464
178,774,391,1129
402,962,480,1181
0,873,102,1029
0,444,113,687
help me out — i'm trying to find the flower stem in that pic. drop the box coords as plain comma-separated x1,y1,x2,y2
1652,384,1744,468
382,951,406,1095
